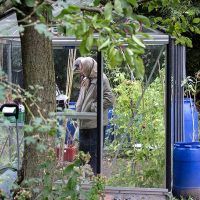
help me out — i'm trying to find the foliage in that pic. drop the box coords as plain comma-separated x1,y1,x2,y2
106,69,165,187
1,0,199,197
0,79,105,200
5,0,151,79
12,151,106,200
1,0,199,83
13,151,102,200
143,0,200,47
170,195,194,200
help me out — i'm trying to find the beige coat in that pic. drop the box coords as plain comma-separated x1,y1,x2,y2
76,73,114,129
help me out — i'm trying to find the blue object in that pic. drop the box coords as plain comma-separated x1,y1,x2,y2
65,120,76,144
65,102,77,144
106,108,113,131
68,102,76,110
173,142,200,198
104,107,114,144
184,98,199,142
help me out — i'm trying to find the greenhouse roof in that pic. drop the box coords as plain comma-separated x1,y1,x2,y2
0,11,169,45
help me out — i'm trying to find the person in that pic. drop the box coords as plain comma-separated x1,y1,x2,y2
75,57,114,175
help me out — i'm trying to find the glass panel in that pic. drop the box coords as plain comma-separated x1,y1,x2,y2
0,38,167,186
11,42,23,87
0,42,11,82
0,13,19,37
54,47,99,174
0,125,24,167
102,45,167,188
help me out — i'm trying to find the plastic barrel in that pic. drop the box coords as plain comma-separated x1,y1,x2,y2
184,98,199,142
173,142,200,199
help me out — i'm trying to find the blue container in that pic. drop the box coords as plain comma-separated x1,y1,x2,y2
104,108,114,143
173,142,200,199
65,102,77,144
68,102,76,110
184,98,199,142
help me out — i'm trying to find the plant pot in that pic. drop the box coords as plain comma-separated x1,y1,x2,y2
56,145,77,162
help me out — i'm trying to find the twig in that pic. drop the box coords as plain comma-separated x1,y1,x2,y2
80,6,103,14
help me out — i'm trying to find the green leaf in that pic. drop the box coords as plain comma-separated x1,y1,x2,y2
148,3,155,12
127,0,138,7
76,20,89,36
34,23,53,39
36,143,47,152
125,48,134,66
24,125,34,132
193,18,200,24
56,6,80,18
189,26,194,32
98,38,110,51
24,136,36,145
187,9,195,16
63,163,75,174
80,40,89,55
86,33,94,51
132,35,145,48
93,0,100,6
132,48,145,55
92,15,101,29
124,5,133,17
194,27,200,34
114,0,123,14
126,48,134,56
136,15,150,27
103,27,112,33
25,0,35,7
14,0,21,3
108,46,122,67
104,2,113,21
49,127,56,136
134,57,144,79
33,117,43,126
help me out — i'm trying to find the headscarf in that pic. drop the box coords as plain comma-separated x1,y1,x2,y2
80,57,97,88
73,57,84,70
76,57,97,112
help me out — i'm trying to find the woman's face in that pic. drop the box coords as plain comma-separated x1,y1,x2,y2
79,62,85,76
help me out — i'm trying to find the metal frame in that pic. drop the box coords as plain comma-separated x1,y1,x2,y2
166,37,185,191
166,37,173,191
0,33,186,192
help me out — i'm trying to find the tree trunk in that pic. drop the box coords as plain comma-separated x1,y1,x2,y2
20,26,56,180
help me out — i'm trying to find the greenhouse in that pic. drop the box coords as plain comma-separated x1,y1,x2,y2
0,9,186,198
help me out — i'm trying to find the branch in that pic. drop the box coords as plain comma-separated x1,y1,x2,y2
80,6,103,14
0,0,13,18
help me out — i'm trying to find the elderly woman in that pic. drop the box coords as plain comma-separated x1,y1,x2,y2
75,56,114,175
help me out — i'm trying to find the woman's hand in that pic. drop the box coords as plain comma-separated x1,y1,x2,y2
91,102,97,112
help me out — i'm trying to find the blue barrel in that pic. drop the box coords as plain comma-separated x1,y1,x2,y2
184,98,199,142
173,142,200,199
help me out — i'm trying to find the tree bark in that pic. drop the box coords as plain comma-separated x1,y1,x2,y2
0,0,13,18
19,25,56,180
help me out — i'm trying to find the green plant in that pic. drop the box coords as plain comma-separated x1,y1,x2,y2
182,70,200,108
106,69,165,188
0,77,105,200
